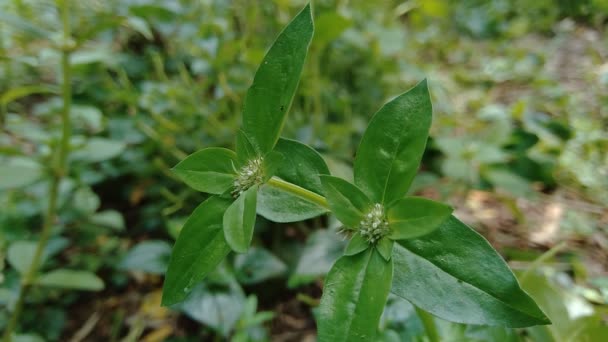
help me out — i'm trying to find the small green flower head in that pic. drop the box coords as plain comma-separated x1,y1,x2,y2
232,157,264,197
359,203,389,244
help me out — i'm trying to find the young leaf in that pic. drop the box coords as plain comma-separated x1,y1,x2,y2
320,175,373,228
173,147,237,194
318,249,393,342
344,233,368,256
391,215,550,327
241,4,314,154
235,130,259,166
162,196,233,306
223,185,259,253
353,80,432,206
257,138,329,222
387,197,452,240
376,238,394,261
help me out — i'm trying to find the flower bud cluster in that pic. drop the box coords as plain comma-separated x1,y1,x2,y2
232,157,264,197
359,203,389,244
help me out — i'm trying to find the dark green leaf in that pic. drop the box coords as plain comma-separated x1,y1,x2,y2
391,215,550,327
162,196,233,306
262,151,284,182
344,233,368,256
223,185,258,253
318,249,393,342
241,4,314,154
376,238,394,261
354,80,432,206
387,197,452,240
173,147,237,194
320,175,373,228
257,138,330,222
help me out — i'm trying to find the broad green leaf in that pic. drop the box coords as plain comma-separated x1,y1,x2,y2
0,164,42,190
344,233,368,256
318,249,393,342
35,269,104,291
376,238,394,261
257,139,330,222
234,247,287,285
354,80,432,206
7,238,69,274
223,185,258,253
119,240,171,274
320,175,373,228
241,4,314,154
162,196,233,306
235,130,259,166
391,215,550,327
173,147,237,194
387,197,452,240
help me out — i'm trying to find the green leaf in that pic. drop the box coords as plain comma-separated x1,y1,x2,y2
71,137,126,163
320,175,373,228
391,215,550,327
234,247,287,285
90,210,125,231
318,249,393,342
0,164,42,190
162,196,233,306
120,240,171,275
262,151,284,182
344,233,368,256
376,238,394,261
387,197,452,240
7,238,68,274
241,4,314,154
173,147,237,194
223,185,258,253
35,269,104,291
235,130,259,165
257,138,330,222
354,80,432,206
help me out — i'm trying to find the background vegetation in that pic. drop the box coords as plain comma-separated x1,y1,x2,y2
1,0,607,341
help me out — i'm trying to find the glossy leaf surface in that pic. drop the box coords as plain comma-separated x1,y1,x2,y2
387,197,452,240
223,185,258,253
391,215,550,327
318,249,393,342
354,80,432,206
257,138,329,222
173,147,237,194
320,175,372,228
241,4,314,154
162,196,233,306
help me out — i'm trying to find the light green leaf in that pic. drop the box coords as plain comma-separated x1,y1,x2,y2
0,164,42,190
391,215,550,327
224,185,258,253
71,137,126,163
257,138,330,222
318,249,393,342
7,238,69,274
344,233,369,256
36,269,104,291
235,130,259,166
90,210,125,231
120,240,171,274
241,4,314,154
173,147,237,194
234,247,287,285
387,197,452,240
162,196,233,306
262,151,284,182
354,80,432,206
320,175,373,228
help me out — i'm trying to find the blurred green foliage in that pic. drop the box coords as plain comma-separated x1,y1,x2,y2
1,0,607,340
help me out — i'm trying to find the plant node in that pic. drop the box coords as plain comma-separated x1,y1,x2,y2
359,203,389,244
232,157,264,197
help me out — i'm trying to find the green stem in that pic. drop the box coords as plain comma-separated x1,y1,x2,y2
266,176,329,210
415,307,439,342
1,1,72,340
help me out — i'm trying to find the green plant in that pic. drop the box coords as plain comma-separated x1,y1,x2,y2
162,4,550,341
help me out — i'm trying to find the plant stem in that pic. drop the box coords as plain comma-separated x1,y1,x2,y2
416,307,439,342
266,176,330,210
1,1,72,340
